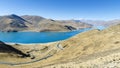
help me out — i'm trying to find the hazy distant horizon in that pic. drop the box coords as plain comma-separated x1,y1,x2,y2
0,0,120,20
0,14,120,21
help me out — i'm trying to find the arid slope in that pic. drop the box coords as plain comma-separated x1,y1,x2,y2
0,24,119,68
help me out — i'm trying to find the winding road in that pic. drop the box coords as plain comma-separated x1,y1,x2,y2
0,54,52,66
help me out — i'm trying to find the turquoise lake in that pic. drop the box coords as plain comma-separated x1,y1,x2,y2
0,28,91,44
0,26,105,44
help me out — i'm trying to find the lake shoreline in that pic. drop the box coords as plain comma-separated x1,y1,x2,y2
0,28,91,44
5,29,94,45
5,40,61,45
0,27,92,33
0,27,105,45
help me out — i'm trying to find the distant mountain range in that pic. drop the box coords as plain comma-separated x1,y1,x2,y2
0,14,92,32
74,19,120,27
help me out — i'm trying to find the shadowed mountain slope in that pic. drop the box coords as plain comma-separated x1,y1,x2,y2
0,14,92,32
21,15,92,32
0,14,32,31
0,41,29,57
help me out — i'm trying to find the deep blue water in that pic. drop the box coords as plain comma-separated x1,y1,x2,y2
0,28,91,44
0,26,105,44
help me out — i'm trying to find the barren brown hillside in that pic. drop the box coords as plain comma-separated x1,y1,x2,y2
0,24,119,68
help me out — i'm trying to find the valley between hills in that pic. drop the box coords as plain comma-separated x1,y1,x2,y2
0,23,119,68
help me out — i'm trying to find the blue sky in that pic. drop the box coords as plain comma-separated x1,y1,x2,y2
0,0,120,20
